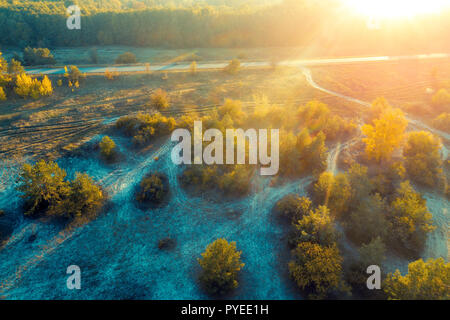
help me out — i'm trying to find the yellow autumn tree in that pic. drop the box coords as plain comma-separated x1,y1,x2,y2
368,97,391,123
39,75,53,96
198,238,244,296
15,73,53,99
29,78,41,99
14,72,33,97
384,258,450,300
362,108,408,162
0,87,6,101
289,242,345,299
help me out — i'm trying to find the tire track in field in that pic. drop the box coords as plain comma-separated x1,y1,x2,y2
0,123,102,156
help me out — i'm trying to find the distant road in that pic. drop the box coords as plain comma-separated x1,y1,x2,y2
26,53,450,75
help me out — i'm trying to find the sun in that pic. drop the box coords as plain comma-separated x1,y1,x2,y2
344,0,449,19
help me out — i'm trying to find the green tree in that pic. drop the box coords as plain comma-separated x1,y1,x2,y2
346,237,386,293
23,47,56,66
275,194,311,223
384,258,450,300
8,58,24,74
345,194,389,245
347,163,373,207
403,131,443,187
198,238,244,296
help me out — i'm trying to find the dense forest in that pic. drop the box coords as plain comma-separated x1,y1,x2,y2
1,0,450,55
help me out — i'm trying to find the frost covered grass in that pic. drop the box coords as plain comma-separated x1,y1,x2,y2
0,135,308,299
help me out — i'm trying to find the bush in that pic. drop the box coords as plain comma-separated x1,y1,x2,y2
116,113,176,146
158,237,176,250
181,164,254,197
56,173,104,218
217,165,254,196
136,172,168,204
198,238,244,296
289,242,345,299
115,52,137,64
275,194,312,223
404,131,444,187
17,160,104,218
17,160,69,215
64,65,83,84
150,88,170,110
224,59,240,75
23,47,56,66
384,258,450,300
105,69,119,81
99,136,116,160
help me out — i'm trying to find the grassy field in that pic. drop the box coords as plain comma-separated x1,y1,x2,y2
0,65,362,159
1,46,326,67
312,58,450,122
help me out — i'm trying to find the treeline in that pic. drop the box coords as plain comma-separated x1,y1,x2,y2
2,0,450,54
